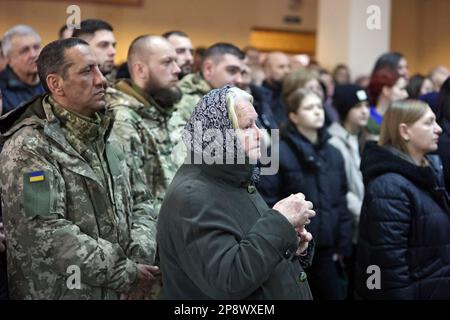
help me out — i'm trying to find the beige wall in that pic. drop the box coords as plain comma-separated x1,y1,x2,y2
0,0,317,63
316,0,352,68
391,0,450,75
348,0,391,78
2,0,449,75
317,0,450,76
317,0,391,79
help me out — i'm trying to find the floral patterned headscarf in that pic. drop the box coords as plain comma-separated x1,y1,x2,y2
183,85,260,185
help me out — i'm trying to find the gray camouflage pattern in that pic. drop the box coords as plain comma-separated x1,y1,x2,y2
0,95,157,300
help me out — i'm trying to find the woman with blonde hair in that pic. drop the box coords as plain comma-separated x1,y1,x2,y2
282,69,324,103
282,68,339,126
355,100,450,299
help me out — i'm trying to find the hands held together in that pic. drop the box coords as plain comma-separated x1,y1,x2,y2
273,193,315,256
121,264,160,300
273,193,315,228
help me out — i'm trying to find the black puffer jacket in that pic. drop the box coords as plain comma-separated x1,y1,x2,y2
258,123,353,256
437,119,450,191
355,142,450,299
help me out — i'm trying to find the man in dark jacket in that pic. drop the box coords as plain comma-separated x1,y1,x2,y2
262,52,291,127
158,86,316,299
0,25,44,115
239,61,278,132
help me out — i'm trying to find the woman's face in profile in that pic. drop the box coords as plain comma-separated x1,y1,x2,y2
389,77,409,102
235,99,261,162
420,78,434,96
405,107,442,155
397,57,409,80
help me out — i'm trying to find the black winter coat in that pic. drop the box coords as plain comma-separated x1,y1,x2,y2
355,143,450,299
437,119,450,191
157,163,314,300
250,84,278,131
0,66,44,115
258,123,353,256
262,81,288,127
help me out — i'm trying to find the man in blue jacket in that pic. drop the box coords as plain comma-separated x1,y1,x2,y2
0,25,44,115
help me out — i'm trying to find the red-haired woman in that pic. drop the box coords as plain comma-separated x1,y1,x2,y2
364,68,408,142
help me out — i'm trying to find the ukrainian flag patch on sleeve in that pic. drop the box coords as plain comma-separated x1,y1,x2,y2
28,170,45,182
24,170,52,217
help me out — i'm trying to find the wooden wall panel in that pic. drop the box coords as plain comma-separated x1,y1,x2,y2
250,28,316,54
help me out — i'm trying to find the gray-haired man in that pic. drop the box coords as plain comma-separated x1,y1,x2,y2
0,25,44,114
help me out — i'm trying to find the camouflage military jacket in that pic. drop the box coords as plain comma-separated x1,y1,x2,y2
170,72,211,128
167,73,212,177
0,95,157,300
107,80,183,211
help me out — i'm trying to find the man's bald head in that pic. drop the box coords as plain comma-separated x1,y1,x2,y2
429,65,450,92
264,51,291,85
126,35,181,107
128,35,171,73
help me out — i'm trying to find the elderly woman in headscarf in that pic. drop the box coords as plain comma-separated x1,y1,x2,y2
157,86,316,300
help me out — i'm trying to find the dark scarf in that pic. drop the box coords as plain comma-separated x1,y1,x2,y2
183,86,260,185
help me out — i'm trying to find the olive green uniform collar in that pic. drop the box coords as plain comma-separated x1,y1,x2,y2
48,96,111,154
114,79,174,117
179,73,212,96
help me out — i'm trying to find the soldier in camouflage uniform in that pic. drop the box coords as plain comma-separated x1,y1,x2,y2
170,42,246,129
171,72,211,126
72,19,117,82
162,30,194,80
107,35,183,211
0,38,158,300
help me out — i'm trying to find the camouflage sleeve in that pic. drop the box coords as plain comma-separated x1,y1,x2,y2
125,146,158,265
173,93,200,125
110,117,158,265
0,142,138,293
127,189,158,265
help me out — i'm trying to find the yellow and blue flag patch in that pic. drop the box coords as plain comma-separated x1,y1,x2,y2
28,170,45,183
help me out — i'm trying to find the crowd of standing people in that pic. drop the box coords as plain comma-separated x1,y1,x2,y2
1,18,450,300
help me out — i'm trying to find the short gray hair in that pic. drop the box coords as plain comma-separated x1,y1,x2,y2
2,25,41,57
